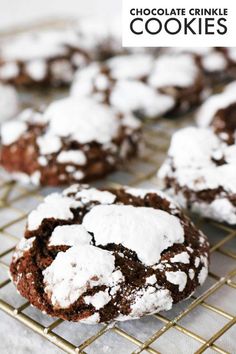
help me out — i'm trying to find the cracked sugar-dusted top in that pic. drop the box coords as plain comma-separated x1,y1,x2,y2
71,52,205,118
70,55,175,119
1,97,140,147
158,126,236,224
0,29,90,86
10,184,209,323
148,54,200,89
0,97,141,186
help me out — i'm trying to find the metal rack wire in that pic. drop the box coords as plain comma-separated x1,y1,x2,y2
0,117,235,354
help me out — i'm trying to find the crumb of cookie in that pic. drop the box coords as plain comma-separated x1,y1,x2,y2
10,184,209,323
158,126,236,225
0,97,141,186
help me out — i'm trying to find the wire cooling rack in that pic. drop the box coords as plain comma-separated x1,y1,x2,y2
0,115,236,354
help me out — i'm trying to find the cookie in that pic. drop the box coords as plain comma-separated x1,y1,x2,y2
197,81,236,144
71,54,177,119
0,83,19,121
0,97,141,185
0,29,90,87
10,184,209,323
158,126,236,225
148,54,206,115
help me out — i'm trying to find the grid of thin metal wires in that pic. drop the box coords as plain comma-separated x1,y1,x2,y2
0,117,235,353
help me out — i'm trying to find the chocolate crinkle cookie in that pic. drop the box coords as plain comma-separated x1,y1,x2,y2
0,29,90,87
10,185,209,323
71,53,206,118
158,126,236,225
0,97,141,186
197,81,236,145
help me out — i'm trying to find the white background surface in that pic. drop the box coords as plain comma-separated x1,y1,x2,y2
0,0,121,31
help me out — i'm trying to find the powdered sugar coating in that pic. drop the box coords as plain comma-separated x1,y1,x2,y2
129,287,173,319
25,60,47,81
0,30,79,61
189,269,195,280
43,97,120,144
74,188,116,205
0,62,19,80
197,82,236,128
159,127,236,224
198,266,208,285
27,193,81,231
106,54,153,80
0,97,140,185
201,52,227,72
0,29,89,86
57,150,87,165
170,252,190,264
148,54,199,89
70,57,175,119
1,120,27,145
75,16,122,59
49,225,92,247
13,237,36,262
80,313,100,324
166,271,187,292
83,204,184,266
37,134,62,155
26,186,116,221
84,290,111,310
43,245,123,308
70,62,101,97
0,84,19,121
166,47,229,74
125,187,179,211
110,80,175,117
